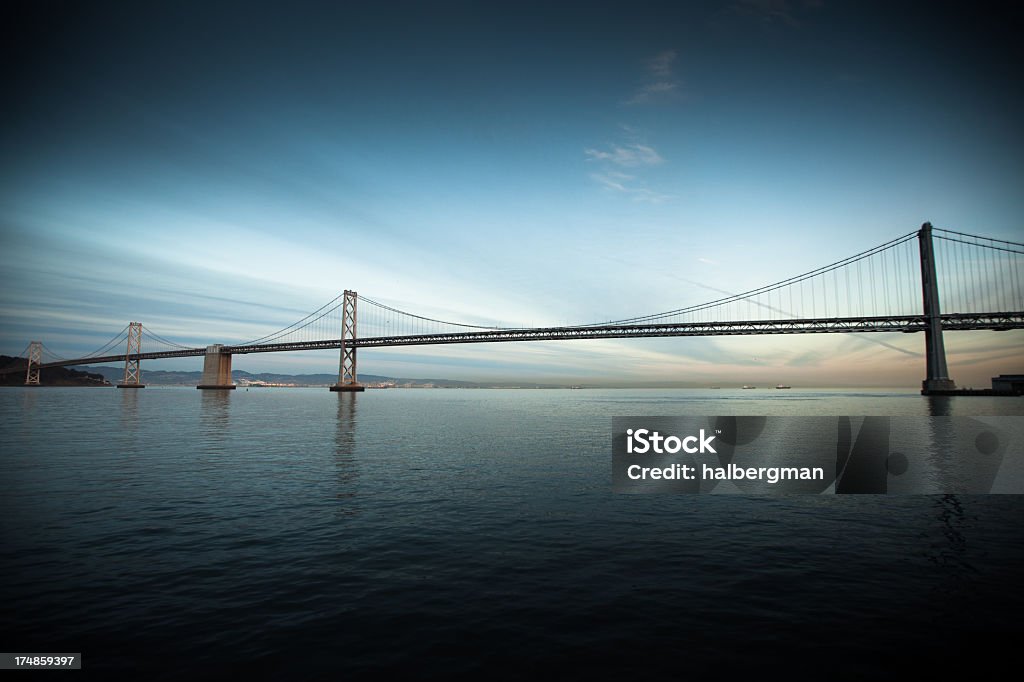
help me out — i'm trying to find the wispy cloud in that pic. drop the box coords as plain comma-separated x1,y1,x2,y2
626,49,682,105
734,0,798,26
584,143,663,167
585,52,678,201
588,170,633,192
784,349,827,367
589,172,672,203
725,0,823,30
649,50,676,79
585,133,671,202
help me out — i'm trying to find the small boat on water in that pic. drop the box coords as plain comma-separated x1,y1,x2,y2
741,385,756,389
775,384,791,389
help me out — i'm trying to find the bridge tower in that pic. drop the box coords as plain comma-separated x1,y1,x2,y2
919,222,956,394
330,290,365,392
117,321,146,388
24,341,42,386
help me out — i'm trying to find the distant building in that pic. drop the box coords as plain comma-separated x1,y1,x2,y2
991,375,1024,395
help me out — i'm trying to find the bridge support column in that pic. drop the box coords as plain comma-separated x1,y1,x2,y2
919,222,956,394
197,344,236,390
330,290,364,392
24,341,41,386
117,321,145,388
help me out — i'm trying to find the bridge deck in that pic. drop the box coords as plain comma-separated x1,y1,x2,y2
30,312,1024,369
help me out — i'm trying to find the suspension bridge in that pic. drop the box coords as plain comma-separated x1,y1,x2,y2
4,223,1023,394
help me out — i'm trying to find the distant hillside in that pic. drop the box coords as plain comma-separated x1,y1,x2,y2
76,366,561,388
0,357,568,389
0,355,111,387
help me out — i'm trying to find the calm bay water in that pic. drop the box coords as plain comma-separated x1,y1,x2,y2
2,387,1022,678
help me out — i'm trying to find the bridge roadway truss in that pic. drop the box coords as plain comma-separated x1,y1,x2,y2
36,311,1024,369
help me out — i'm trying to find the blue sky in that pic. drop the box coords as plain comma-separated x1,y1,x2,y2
1,0,1022,386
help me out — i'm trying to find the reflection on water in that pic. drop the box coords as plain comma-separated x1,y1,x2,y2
115,389,141,456
15,389,39,447
199,390,231,452
335,392,357,456
927,395,953,416
925,494,979,603
20,387,37,411
925,414,959,492
333,392,359,515
119,387,139,428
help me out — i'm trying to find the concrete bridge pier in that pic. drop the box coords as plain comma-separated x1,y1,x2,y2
196,344,236,390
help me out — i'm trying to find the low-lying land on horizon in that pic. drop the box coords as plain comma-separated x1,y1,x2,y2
1,358,936,390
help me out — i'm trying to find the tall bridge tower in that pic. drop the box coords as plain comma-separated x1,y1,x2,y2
918,222,956,394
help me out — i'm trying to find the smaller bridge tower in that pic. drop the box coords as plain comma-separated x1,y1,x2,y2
117,321,145,388
24,341,42,386
331,290,365,392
